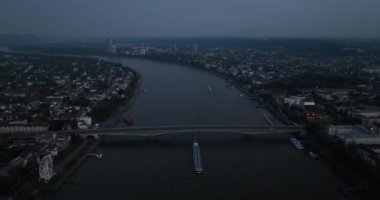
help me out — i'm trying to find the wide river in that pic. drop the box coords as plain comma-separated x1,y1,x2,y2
54,58,352,200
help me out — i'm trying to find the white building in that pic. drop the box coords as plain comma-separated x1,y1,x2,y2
328,125,380,145
283,96,315,109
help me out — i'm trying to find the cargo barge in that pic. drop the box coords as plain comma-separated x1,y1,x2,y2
193,141,203,174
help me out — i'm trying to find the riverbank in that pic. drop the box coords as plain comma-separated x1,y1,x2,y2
100,73,142,128
0,48,282,126
0,49,142,128
115,55,295,126
302,132,380,198
49,139,99,192
10,138,100,199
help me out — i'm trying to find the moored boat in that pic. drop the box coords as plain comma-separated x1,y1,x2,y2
290,137,303,150
309,151,319,159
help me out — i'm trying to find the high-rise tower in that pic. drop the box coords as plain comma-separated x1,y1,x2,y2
192,44,198,55
107,38,117,54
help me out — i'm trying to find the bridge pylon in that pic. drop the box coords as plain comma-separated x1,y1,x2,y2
80,133,100,140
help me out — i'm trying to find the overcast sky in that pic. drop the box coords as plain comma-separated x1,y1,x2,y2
0,0,379,38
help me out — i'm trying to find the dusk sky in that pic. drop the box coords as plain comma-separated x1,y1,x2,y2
0,0,379,38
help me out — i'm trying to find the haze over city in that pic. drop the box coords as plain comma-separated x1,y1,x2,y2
0,0,380,38
2,0,380,200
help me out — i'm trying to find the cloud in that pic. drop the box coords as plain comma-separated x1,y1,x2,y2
0,0,379,38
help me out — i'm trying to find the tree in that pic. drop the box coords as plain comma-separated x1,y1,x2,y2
305,121,324,135
375,95,380,107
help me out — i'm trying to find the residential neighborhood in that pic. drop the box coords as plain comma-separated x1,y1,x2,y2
0,52,138,131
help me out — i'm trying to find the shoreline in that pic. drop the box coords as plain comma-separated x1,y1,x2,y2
100,73,142,128
49,139,99,192
0,49,143,128
0,49,284,125
111,55,295,125
13,138,100,199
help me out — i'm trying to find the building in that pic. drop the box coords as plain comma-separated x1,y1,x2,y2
139,47,147,55
192,44,198,55
283,96,315,110
107,38,118,54
327,125,380,145
111,44,118,54
354,110,380,128
107,38,114,49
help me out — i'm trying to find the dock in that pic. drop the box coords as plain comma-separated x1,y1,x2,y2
193,141,203,174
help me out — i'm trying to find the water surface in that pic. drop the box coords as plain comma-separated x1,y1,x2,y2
55,58,351,200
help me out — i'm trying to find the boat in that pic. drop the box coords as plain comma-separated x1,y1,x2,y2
256,104,265,108
309,151,319,159
239,93,244,97
87,153,103,159
206,84,212,92
193,141,203,174
65,178,82,185
124,114,134,125
290,137,303,150
143,89,148,94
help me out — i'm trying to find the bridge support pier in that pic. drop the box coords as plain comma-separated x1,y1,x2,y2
80,134,100,140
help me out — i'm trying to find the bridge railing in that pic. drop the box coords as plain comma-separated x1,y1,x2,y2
58,124,304,135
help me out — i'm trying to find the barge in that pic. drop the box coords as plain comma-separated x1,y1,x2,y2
193,141,203,174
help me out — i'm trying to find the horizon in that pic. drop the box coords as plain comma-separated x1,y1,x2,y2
2,32,380,41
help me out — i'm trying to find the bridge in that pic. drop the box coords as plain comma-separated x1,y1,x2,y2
58,125,305,139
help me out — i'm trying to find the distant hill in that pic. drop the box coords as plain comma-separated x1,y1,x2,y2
0,33,46,45
115,37,380,56
0,33,108,46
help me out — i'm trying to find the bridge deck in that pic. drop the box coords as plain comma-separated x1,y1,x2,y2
60,125,304,137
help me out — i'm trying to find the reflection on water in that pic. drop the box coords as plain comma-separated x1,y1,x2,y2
55,58,351,200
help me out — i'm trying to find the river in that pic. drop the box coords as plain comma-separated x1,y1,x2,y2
54,58,352,200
